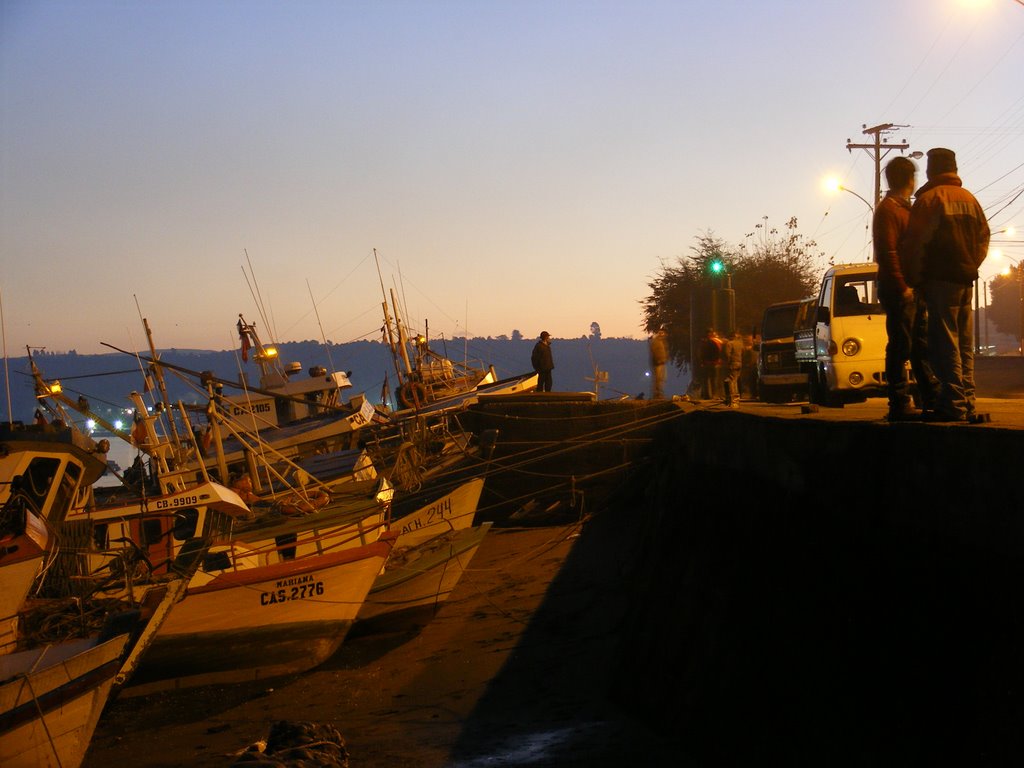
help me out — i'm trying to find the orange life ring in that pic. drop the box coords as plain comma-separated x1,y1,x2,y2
398,381,428,409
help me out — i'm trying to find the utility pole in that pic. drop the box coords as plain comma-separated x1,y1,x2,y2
845,123,917,206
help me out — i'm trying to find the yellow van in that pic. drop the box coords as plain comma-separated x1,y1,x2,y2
794,263,888,406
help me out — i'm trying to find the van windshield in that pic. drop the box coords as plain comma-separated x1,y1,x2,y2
833,276,882,317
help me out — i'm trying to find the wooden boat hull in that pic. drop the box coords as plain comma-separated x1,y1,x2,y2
393,477,484,548
357,522,492,629
0,540,44,656
128,536,395,692
0,634,130,768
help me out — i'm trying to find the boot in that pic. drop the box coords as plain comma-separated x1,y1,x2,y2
887,399,922,422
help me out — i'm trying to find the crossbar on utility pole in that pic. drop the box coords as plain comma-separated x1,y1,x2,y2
846,123,912,206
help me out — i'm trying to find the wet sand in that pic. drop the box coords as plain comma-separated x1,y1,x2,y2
85,521,678,767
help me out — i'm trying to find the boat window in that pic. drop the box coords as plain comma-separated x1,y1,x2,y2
172,508,200,540
20,457,60,514
202,550,231,572
93,522,108,550
140,518,164,546
51,461,82,524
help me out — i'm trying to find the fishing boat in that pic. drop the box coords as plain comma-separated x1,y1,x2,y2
29,359,398,693
96,315,379,488
356,477,491,628
378,283,538,413
127,530,396,693
0,418,187,768
357,522,492,629
124,464,396,692
0,493,49,656
0,633,131,767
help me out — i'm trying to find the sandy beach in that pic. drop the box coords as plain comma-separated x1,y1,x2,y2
84,520,678,767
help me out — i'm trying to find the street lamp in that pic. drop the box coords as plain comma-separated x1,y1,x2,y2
824,177,873,212
838,185,874,213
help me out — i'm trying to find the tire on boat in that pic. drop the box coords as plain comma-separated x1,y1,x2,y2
398,381,428,409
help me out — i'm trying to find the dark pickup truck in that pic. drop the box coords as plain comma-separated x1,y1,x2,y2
757,298,815,403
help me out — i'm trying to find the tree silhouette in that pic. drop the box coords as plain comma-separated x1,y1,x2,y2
988,266,1022,343
641,219,822,369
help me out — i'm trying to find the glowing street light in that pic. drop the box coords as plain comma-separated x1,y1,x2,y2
824,177,873,212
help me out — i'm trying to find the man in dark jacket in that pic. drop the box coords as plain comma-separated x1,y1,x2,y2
531,331,554,392
901,147,990,422
874,155,936,421
698,327,722,400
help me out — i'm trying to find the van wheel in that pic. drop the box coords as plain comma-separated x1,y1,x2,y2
807,367,824,405
811,364,843,409
810,365,844,408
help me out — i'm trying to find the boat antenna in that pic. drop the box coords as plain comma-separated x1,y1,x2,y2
133,296,184,449
1,285,11,424
243,248,277,342
306,277,337,373
374,248,388,307
375,249,407,387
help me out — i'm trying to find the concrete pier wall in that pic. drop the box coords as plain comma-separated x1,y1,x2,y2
610,409,1024,765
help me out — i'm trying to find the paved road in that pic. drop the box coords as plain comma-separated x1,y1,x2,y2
688,396,1024,430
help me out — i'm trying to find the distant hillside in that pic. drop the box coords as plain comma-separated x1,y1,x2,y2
2,336,691,424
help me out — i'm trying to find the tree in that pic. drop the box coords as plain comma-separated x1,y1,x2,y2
988,266,1022,341
590,322,602,340
641,219,823,369
511,329,523,341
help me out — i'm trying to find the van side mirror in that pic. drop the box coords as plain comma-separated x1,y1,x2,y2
816,306,831,324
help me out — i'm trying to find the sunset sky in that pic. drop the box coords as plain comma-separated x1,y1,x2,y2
2,0,1021,355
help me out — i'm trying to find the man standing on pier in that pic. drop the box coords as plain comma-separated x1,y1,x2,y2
649,327,669,399
532,331,555,392
901,147,990,423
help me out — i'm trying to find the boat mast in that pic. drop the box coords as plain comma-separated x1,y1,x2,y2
141,317,184,449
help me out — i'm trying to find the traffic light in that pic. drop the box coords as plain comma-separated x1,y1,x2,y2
708,258,724,275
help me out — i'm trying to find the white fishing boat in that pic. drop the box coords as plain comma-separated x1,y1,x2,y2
390,476,484,548
30,358,400,693
0,416,188,768
96,315,378,489
378,282,538,413
356,477,490,628
0,633,130,768
127,530,396,693
200,315,377,466
0,502,49,656
357,522,492,629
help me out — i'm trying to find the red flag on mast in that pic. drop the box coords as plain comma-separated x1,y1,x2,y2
238,319,251,362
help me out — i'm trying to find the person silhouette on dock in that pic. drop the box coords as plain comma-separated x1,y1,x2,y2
532,331,554,392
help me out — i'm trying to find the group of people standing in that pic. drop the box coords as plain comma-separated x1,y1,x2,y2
695,327,756,406
875,147,990,423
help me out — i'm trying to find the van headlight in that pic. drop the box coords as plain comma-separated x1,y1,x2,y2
841,338,861,356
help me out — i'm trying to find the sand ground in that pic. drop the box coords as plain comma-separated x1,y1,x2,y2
84,522,678,767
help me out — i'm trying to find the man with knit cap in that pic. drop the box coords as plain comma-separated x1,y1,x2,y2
900,147,990,423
